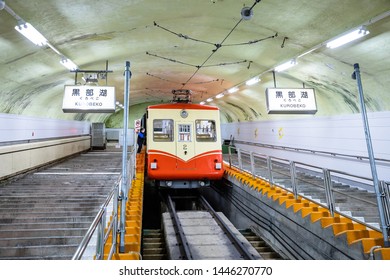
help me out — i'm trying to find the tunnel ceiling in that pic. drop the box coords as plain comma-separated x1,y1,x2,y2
0,0,389,126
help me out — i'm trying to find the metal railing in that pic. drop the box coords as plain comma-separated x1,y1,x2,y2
226,145,390,246
232,139,390,164
72,146,137,260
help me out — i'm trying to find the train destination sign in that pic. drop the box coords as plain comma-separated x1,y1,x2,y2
62,85,116,113
266,88,317,114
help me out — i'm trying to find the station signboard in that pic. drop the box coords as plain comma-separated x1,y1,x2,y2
266,88,317,114
62,85,116,113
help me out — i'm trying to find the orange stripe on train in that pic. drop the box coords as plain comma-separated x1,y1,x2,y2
147,149,222,163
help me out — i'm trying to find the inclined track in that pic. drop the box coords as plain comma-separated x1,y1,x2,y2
163,193,262,260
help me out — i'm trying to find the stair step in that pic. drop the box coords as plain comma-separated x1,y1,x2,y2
260,252,283,260
143,254,167,260
0,222,92,230
0,216,95,224
0,228,87,238
0,236,83,247
239,228,283,260
0,211,98,219
245,235,262,241
0,207,98,213
249,240,267,247
254,246,274,253
143,248,166,254
0,244,79,259
143,242,165,249
142,229,168,260
143,237,163,242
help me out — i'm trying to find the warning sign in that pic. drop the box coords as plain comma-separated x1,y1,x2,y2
134,119,141,131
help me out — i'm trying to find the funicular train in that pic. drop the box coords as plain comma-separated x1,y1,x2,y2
146,90,224,188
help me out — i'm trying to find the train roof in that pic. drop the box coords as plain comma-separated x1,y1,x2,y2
148,103,219,110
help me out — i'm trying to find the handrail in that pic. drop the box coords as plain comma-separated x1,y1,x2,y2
226,144,390,246
72,181,119,260
233,139,390,165
239,149,377,205
72,144,137,260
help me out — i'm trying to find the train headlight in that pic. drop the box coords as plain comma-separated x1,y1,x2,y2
151,162,157,169
166,181,173,187
180,110,188,118
215,162,222,170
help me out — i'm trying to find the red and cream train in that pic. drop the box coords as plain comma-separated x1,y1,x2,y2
146,92,224,188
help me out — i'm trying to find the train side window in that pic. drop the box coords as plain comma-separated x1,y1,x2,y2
153,119,173,142
195,120,216,142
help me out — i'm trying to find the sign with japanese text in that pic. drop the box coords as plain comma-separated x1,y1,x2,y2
62,85,116,113
266,88,317,114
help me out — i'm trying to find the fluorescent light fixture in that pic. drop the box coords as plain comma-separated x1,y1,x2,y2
326,27,370,49
275,59,297,72
228,87,239,93
206,98,213,102
216,93,224,99
60,57,78,71
246,76,260,86
15,22,47,46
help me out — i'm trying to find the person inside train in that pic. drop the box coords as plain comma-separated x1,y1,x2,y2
137,128,145,153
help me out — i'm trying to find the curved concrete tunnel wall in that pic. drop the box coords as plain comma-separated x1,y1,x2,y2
1,10,389,183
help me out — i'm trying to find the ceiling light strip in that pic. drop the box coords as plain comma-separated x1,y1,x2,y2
326,27,369,49
4,2,79,71
15,22,47,46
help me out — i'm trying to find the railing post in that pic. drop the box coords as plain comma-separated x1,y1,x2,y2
290,161,298,198
353,63,389,247
250,151,255,178
131,138,137,180
112,184,119,255
228,145,232,167
323,168,335,216
95,207,106,260
237,148,243,170
267,156,274,185
119,61,132,253
379,180,390,242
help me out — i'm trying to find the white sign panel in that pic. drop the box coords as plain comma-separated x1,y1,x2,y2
62,85,116,113
134,119,141,131
266,88,317,114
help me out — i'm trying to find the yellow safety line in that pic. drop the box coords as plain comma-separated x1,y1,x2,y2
103,152,145,260
224,162,389,259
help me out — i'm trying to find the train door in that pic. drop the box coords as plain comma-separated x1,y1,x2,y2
176,122,195,169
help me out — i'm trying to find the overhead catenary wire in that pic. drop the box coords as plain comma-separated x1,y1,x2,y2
151,0,265,88
153,21,276,49
146,72,219,85
146,52,248,69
